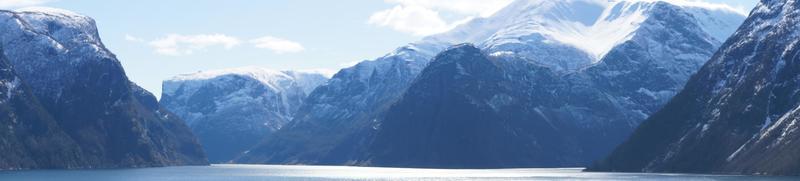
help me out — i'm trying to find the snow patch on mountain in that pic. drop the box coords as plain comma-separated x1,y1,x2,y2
422,0,745,72
488,0,646,60
165,67,329,97
15,7,86,17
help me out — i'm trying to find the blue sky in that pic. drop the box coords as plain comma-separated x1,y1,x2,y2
1,0,758,98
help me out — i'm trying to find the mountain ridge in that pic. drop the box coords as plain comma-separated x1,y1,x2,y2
235,0,745,167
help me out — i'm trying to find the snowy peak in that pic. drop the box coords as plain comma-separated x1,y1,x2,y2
488,0,740,57
8,7,103,50
424,0,745,72
15,6,88,17
170,67,294,85
164,67,329,97
0,7,117,101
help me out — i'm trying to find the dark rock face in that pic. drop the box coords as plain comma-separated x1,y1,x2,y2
364,45,570,168
590,0,800,175
0,9,207,169
0,50,86,170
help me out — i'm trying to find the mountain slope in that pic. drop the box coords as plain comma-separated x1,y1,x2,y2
363,0,739,168
589,0,800,175
364,44,572,168
235,44,445,164
433,0,743,73
0,49,88,170
0,7,207,169
237,0,744,166
161,67,328,163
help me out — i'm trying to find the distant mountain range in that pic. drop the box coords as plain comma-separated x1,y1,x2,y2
590,0,800,175
0,7,207,170
161,68,329,163
230,0,746,168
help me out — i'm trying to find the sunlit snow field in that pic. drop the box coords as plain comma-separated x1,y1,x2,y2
0,164,798,181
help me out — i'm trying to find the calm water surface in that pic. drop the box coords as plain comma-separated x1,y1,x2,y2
0,164,797,181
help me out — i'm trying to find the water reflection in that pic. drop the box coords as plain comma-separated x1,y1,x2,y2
0,164,796,181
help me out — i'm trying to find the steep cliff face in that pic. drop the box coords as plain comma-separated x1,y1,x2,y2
161,68,328,163
0,8,207,169
590,0,800,175
0,49,87,170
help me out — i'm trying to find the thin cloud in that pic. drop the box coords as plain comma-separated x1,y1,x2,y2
368,0,512,36
149,34,240,56
124,34,145,43
385,0,513,17
0,0,53,8
249,36,305,54
368,5,453,36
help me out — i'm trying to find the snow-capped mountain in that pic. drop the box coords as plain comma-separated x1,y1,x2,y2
427,0,744,72
363,0,746,168
235,44,444,164
161,67,329,163
0,7,207,169
591,0,800,175
236,0,745,166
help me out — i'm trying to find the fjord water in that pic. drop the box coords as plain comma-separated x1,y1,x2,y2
0,165,797,181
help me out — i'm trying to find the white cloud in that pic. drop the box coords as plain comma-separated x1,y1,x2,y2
368,5,453,36
385,0,513,17
124,34,145,43
149,34,240,56
368,0,512,36
0,0,52,8
249,36,305,54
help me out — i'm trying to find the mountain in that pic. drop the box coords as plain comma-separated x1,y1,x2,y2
236,0,744,167
364,44,566,168
0,7,207,169
431,0,744,73
0,49,88,170
235,43,447,164
589,0,800,175
161,67,329,163
364,0,734,167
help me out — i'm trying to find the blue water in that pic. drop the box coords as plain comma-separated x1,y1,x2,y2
0,164,797,181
